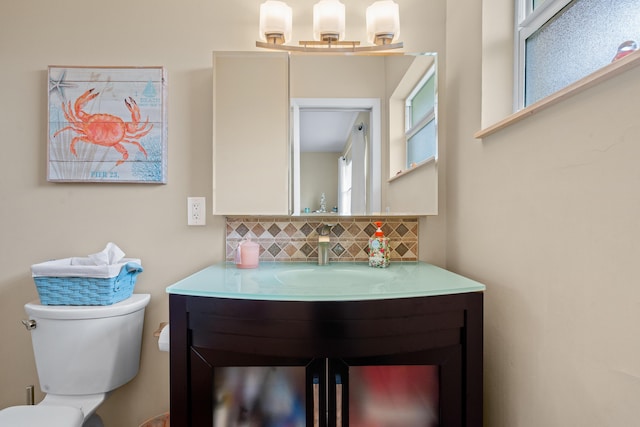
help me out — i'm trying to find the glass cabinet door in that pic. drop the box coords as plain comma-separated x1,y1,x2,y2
347,365,439,427
214,366,307,427
329,360,439,427
213,361,438,427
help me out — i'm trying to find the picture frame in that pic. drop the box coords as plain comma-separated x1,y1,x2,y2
47,66,167,183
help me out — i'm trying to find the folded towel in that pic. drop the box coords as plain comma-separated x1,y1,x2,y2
31,258,142,278
31,243,140,278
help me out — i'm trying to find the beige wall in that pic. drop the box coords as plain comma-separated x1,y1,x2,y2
0,0,445,425
449,0,640,426
300,152,339,211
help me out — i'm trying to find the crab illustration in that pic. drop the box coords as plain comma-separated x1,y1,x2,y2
53,88,153,166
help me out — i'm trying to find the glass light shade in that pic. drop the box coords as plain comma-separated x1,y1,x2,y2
313,0,346,42
366,0,400,45
259,0,292,44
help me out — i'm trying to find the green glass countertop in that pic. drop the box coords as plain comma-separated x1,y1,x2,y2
166,262,485,302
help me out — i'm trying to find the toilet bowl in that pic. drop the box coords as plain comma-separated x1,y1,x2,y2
0,294,151,426
0,405,84,427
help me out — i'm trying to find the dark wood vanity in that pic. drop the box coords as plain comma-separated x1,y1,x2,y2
168,263,483,426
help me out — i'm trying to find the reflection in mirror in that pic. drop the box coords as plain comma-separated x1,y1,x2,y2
292,98,380,216
290,53,437,216
388,53,437,178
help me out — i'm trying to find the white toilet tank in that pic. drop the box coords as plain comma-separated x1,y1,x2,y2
24,294,151,396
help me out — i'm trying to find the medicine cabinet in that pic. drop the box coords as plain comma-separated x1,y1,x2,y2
212,51,438,216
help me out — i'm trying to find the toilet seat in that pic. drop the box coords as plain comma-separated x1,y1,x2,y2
0,405,83,427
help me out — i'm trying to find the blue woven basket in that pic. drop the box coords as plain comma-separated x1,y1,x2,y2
33,262,143,306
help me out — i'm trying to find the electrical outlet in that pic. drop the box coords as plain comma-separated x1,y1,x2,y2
187,197,206,226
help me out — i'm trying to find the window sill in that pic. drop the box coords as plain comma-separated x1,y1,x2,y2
388,156,436,183
475,50,640,139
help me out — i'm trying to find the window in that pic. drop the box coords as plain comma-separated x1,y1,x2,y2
405,67,437,168
515,0,640,109
338,155,352,215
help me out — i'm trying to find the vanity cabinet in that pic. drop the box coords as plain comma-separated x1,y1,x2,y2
168,264,483,427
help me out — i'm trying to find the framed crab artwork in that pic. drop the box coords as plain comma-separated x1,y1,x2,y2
47,66,167,183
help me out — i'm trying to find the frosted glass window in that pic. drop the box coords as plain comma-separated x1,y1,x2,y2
518,0,640,107
405,67,436,167
410,76,435,125
407,120,436,167
533,0,548,9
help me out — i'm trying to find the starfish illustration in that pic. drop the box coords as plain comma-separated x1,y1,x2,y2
49,69,77,103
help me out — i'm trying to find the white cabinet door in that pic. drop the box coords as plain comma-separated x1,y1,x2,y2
212,52,289,215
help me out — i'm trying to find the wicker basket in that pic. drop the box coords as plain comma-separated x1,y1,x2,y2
31,258,143,306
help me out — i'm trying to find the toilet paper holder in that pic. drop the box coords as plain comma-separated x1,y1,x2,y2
155,322,170,352
153,322,168,338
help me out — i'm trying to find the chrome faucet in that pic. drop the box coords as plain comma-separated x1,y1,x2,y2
317,223,334,265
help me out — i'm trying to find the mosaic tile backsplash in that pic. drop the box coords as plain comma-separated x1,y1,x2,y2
226,216,419,263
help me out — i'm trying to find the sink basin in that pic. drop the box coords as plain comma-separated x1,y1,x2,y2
275,267,391,289
167,261,487,301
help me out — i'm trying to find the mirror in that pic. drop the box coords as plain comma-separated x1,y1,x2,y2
291,97,381,215
290,53,438,216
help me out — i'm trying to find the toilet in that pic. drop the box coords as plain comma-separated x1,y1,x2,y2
0,293,151,427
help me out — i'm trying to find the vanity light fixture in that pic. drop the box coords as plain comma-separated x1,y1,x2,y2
259,0,293,46
366,0,401,46
256,0,403,53
313,0,346,43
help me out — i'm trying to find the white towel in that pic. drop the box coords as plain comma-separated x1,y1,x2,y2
31,243,140,278
86,242,125,265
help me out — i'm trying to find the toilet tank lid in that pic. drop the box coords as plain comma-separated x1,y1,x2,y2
25,293,151,320
0,405,83,427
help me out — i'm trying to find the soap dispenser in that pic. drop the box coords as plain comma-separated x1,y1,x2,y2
368,221,390,268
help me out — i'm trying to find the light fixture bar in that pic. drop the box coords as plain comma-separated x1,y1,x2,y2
299,40,361,47
256,40,403,53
